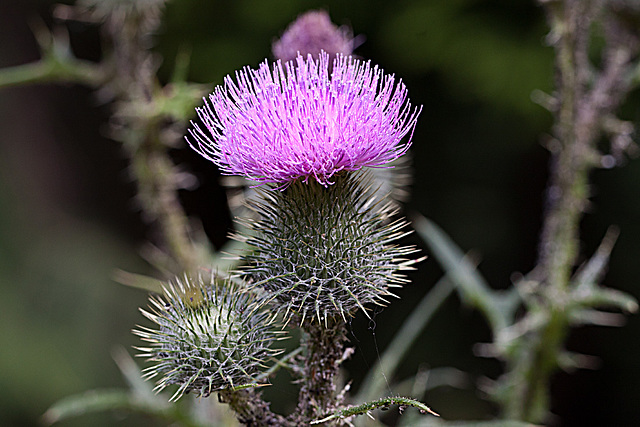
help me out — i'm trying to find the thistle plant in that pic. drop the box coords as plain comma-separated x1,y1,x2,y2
185,50,426,422
189,53,420,188
188,52,421,326
3,2,637,426
272,10,355,63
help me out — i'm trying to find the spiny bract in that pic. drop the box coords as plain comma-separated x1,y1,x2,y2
237,172,420,326
134,274,281,401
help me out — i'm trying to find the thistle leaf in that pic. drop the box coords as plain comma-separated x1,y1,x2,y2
113,269,165,293
412,214,520,333
570,285,638,314
311,396,438,425
42,390,138,426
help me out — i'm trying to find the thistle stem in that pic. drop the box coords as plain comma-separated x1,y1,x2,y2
0,57,102,89
293,321,349,424
501,0,640,421
219,389,290,426
97,4,201,272
131,138,200,272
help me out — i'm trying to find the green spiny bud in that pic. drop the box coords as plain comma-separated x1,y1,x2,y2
237,171,420,326
134,273,282,401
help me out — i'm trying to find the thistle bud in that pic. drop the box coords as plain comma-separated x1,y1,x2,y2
272,10,355,62
134,274,281,401
238,172,420,325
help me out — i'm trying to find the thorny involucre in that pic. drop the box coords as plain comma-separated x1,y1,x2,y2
134,274,281,401
188,52,421,187
238,173,421,325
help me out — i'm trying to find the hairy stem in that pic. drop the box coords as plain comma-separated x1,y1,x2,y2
131,136,200,272
501,0,640,422
219,389,290,426
96,3,201,272
293,321,349,425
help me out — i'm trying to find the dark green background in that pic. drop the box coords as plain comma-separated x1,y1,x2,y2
1,1,639,426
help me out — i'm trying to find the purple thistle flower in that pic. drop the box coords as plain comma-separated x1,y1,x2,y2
188,52,421,187
272,10,354,62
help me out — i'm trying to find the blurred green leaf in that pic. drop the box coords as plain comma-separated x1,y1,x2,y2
113,270,164,293
573,227,619,287
111,347,158,401
0,20,103,89
42,389,136,425
357,277,455,403
412,214,520,334
393,367,469,398
41,347,236,427
42,388,216,427
570,286,638,314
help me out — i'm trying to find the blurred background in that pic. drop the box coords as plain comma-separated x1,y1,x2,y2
1,0,639,426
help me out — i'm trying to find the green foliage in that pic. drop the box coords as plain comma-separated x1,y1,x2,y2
42,348,236,426
0,20,103,89
413,215,638,422
412,214,520,334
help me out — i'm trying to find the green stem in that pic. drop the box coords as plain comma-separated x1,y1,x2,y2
537,0,589,289
0,56,103,89
100,5,202,273
502,2,593,422
293,321,349,424
502,309,568,422
132,144,200,272
501,0,640,422
219,388,290,426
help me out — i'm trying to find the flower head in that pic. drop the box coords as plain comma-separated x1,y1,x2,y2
272,10,354,62
134,274,281,401
188,52,421,187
